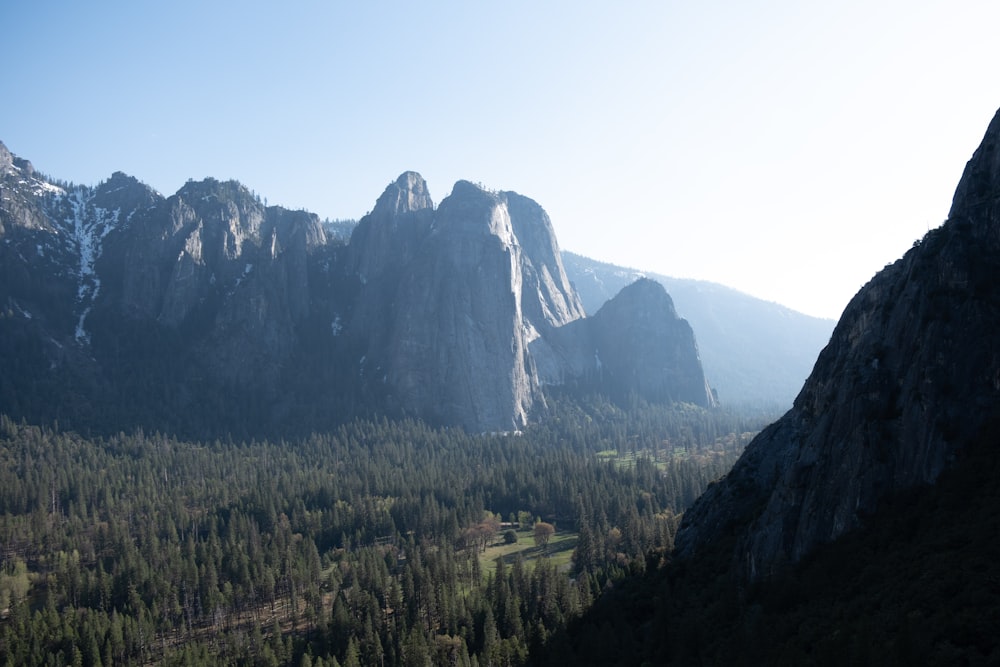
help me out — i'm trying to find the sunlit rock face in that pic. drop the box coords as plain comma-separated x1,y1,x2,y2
674,107,1000,581
353,177,587,432
386,181,536,431
349,177,711,432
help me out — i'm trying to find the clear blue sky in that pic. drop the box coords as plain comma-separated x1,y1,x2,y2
3,1,998,319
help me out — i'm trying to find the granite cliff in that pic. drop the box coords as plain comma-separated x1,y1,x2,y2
674,106,1000,580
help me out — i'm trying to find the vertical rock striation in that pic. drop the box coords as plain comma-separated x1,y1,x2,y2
387,181,535,431
354,178,588,432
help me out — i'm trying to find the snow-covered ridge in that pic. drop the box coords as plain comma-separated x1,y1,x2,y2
4,159,66,198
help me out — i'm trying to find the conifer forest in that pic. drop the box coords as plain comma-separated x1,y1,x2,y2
0,399,769,666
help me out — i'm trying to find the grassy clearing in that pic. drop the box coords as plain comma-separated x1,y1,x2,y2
478,530,578,577
597,448,669,470
595,431,758,471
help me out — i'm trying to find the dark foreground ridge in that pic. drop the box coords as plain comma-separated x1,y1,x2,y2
674,105,1000,580
540,106,1000,665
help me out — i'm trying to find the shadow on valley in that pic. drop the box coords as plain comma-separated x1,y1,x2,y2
539,418,1000,666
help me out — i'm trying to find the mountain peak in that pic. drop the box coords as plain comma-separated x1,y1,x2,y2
105,170,139,185
93,171,162,212
613,277,679,317
949,106,1000,221
0,141,32,178
372,171,433,217
435,180,514,245
96,170,151,195
0,140,12,171
176,177,254,202
449,179,494,198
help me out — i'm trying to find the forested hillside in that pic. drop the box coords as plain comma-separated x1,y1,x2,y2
0,400,770,666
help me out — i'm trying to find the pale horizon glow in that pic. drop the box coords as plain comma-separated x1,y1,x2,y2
3,1,998,320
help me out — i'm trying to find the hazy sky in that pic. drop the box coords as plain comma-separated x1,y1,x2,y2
3,1,998,319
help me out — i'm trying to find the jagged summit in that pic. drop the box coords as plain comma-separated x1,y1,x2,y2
372,171,434,217
103,170,140,186
349,172,436,284
674,105,1000,580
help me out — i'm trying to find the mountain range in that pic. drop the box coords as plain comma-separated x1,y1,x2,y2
0,147,750,436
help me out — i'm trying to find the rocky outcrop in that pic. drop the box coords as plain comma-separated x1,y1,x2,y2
349,177,712,430
99,178,327,385
385,181,538,430
355,178,587,431
674,107,1000,580
0,140,62,237
504,191,586,329
348,171,434,285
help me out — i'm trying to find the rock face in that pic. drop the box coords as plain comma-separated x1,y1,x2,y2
349,177,588,431
674,107,1000,580
0,143,714,435
387,182,536,430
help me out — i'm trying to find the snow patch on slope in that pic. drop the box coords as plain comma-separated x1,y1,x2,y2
6,160,66,198
55,187,120,344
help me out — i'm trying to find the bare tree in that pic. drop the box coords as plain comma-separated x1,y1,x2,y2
533,522,555,550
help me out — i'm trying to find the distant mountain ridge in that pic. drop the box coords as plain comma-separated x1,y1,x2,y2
0,149,718,436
